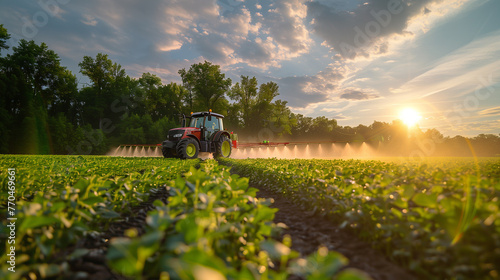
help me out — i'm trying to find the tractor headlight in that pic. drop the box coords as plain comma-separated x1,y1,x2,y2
173,133,183,138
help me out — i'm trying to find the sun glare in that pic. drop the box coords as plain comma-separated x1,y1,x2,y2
399,108,422,127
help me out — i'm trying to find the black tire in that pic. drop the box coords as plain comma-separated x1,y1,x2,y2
214,136,232,158
176,138,199,159
162,147,175,158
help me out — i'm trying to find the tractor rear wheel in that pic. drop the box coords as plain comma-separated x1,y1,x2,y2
162,147,175,158
214,136,232,158
176,138,199,159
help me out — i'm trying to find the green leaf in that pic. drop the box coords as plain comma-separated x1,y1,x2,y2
402,184,415,200
260,240,291,260
38,264,61,278
82,196,104,205
254,206,277,223
98,208,121,218
391,208,403,219
412,193,438,208
50,201,66,212
73,179,90,192
392,197,407,209
107,237,140,276
20,216,59,230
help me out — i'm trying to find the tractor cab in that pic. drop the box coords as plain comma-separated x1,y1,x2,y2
188,111,224,140
188,112,224,140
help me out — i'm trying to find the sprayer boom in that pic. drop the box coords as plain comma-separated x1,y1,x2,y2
119,144,162,147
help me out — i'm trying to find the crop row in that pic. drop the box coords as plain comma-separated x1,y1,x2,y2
0,155,369,279
0,155,198,279
219,158,500,279
106,160,369,279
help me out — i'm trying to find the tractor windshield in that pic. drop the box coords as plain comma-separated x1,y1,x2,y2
189,117,204,128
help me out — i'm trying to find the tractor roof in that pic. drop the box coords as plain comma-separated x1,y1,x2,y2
191,111,224,118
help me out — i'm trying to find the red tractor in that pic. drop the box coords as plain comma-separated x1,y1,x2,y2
162,111,233,159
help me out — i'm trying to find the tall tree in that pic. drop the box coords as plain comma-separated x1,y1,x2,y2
1,39,78,153
161,82,187,120
229,75,258,127
3,40,72,110
248,81,279,131
138,73,187,121
290,113,313,139
178,61,231,111
0,25,11,152
78,53,129,128
270,99,296,137
79,53,115,95
138,72,162,118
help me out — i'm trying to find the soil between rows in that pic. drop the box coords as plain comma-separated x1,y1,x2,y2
254,185,419,280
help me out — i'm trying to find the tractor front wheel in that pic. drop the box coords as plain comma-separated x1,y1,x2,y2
176,138,199,159
214,136,232,158
162,147,175,158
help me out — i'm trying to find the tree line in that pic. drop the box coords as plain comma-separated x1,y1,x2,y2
1,25,499,157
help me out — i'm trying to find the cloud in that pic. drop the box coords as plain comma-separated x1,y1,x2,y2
277,76,329,108
329,113,350,120
275,66,346,107
81,14,98,26
261,0,312,56
392,30,500,99
441,120,500,136
479,106,500,116
306,0,440,59
238,38,278,68
339,88,379,100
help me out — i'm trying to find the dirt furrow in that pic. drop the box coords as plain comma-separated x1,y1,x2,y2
255,186,419,280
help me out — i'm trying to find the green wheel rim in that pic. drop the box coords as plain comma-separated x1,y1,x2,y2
221,141,231,157
186,143,196,157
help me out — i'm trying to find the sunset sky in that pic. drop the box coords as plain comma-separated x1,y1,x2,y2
1,0,499,137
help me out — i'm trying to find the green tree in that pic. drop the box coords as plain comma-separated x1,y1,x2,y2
1,39,78,153
269,99,296,137
4,40,74,110
0,25,11,152
178,61,231,111
161,82,188,120
229,75,258,128
79,53,116,95
309,116,338,140
138,73,187,121
138,72,162,118
290,113,313,139
78,53,130,129
248,81,280,131
368,121,391,143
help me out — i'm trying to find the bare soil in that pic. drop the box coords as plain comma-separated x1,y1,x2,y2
255,186,419,280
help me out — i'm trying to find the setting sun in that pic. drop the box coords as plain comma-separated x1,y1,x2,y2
399,108,422,127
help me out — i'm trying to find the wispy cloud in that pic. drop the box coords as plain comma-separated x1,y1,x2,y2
479,106,500,116
392,30,500,99
306,0,441,59
339,88,379,100
81,14,98,26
